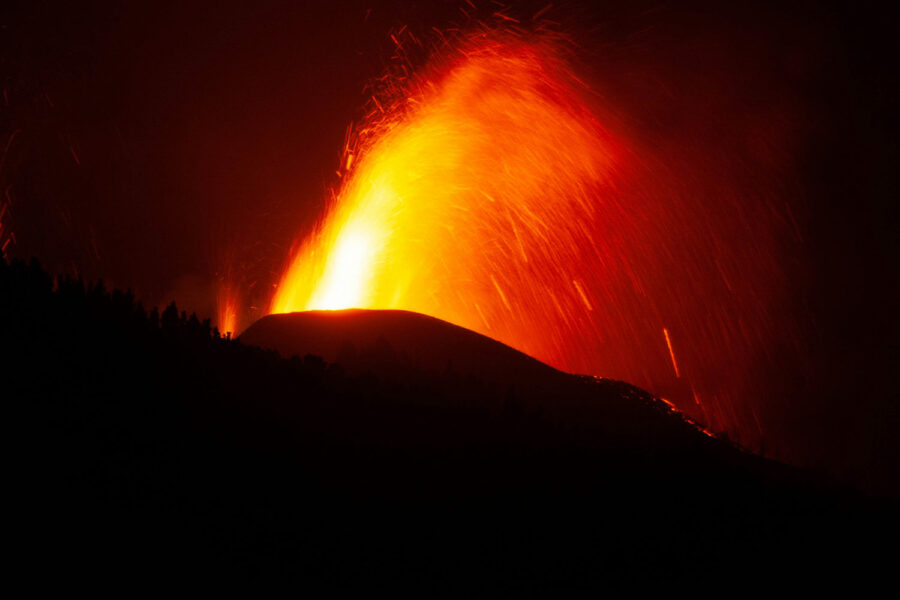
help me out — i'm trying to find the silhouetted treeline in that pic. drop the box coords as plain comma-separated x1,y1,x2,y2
2,258,895,592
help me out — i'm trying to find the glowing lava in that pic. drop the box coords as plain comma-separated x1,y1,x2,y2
272,35,625,373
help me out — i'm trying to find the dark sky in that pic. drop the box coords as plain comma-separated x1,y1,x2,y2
3,1,895,311
2,1,897,493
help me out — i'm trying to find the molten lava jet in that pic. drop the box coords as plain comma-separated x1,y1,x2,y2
272,35,626,370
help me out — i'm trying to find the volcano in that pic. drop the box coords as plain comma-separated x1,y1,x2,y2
235,309,834,487
240,309,566,387
238,310,755,456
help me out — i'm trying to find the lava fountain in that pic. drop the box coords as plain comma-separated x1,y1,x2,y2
272,34,627,371
270,30,800,451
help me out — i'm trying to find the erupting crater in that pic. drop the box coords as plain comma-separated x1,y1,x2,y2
271,35,625,375
260,29,796,454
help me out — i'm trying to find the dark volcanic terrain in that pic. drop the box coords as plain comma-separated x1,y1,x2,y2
240,309,566,387
4,259,895,592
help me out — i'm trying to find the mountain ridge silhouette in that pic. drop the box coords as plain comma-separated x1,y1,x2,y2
3,258,894,591
240,309,567,386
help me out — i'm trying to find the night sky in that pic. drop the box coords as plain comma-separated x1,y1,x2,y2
2,1,897,495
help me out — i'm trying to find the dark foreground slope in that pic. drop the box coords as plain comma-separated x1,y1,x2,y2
3,259,895,592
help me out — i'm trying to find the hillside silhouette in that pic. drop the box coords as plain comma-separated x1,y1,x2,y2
3,258,895,592
240,309,567,388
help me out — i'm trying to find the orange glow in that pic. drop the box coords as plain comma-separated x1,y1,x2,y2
218,285,239,338
271,34,625,372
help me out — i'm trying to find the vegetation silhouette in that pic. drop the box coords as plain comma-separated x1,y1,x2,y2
2,258,894,591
